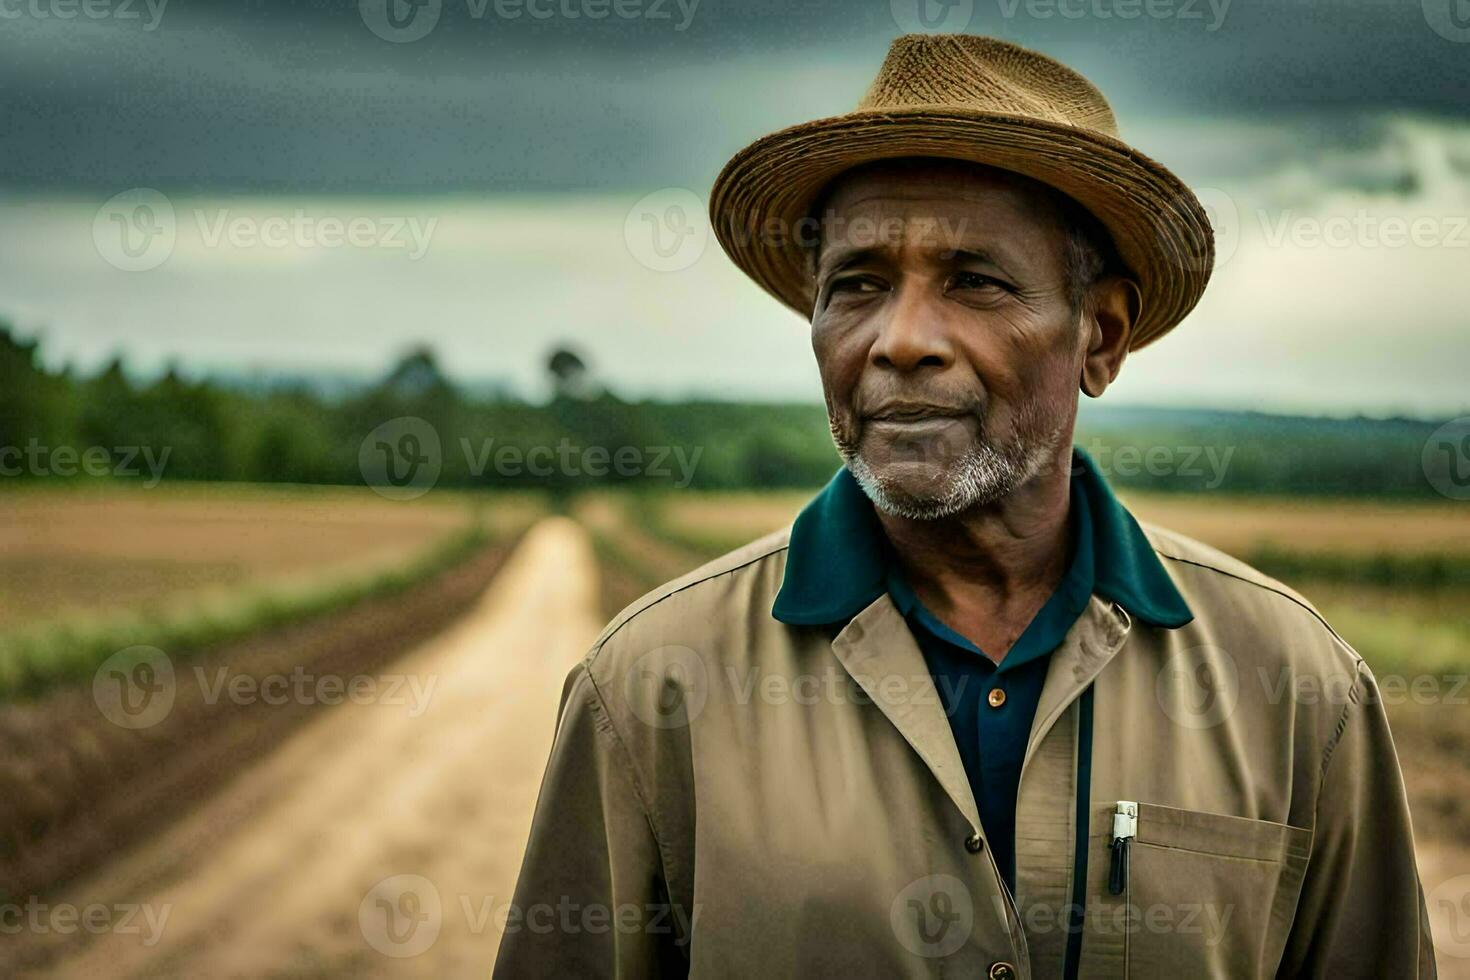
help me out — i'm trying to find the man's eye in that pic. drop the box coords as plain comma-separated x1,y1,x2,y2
830,275,885,295
948,271,1008,292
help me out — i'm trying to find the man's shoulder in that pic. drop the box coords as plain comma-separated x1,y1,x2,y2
1140,521,1363,675
583,527,794,667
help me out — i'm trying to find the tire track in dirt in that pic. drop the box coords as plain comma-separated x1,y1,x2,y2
7,517,601,978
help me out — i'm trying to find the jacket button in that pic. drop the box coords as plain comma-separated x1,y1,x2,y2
965,832,984,853
988,963,1017,980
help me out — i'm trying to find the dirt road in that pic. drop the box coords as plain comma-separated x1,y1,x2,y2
11,516,603,978
8,514,1467,976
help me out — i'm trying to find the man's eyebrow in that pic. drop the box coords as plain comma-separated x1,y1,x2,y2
945,247,1018,280
815,244,899,279
816,242,1019,280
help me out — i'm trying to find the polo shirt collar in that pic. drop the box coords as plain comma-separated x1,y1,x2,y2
771,447,1192,630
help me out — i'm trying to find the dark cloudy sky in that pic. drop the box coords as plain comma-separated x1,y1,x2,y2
4,0,1468,193
1,0,1467,414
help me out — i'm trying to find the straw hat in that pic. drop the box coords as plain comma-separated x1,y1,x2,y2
708,34,1214,350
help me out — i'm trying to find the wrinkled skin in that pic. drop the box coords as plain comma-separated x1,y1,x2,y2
813,159,1135,516
809,157,1140,657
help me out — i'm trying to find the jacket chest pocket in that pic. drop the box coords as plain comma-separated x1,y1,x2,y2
1085,801,1313,979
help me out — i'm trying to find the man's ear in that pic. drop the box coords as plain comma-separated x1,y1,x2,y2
1080,276,1140,398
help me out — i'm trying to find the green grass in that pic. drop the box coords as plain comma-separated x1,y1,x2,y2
0,523,494,700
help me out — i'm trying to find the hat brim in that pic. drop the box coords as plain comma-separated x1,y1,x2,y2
708,107,1214,350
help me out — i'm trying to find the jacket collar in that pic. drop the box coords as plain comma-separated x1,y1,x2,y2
772,447,1193,630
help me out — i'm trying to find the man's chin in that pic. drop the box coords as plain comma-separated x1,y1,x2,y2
845,456,979,521
861,460,952,500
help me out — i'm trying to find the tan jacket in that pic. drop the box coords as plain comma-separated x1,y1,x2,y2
496,523,1434,978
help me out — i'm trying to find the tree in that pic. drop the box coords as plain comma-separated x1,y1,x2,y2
546,347,593,401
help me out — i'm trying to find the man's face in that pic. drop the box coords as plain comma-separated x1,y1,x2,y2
811,159,1090,519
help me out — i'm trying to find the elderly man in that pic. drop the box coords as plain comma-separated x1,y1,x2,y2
497,34,1433,979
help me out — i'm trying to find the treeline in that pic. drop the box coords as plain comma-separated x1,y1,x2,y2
0,326,839,491
0,324,1456,497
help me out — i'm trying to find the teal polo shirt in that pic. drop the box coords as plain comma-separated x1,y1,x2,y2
772,448,1192,895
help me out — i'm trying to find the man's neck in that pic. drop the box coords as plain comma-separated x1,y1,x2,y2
877,449,1074,663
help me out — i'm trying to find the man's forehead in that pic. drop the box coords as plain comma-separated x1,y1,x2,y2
813,161,1063,266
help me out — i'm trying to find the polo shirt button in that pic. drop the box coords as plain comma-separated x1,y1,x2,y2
965,832,984,853
987,688,1007,708
988,963,1017,980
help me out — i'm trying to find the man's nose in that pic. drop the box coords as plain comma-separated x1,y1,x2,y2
868,287,955,373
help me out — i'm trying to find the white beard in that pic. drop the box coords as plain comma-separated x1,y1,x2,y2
832,402,1065,521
